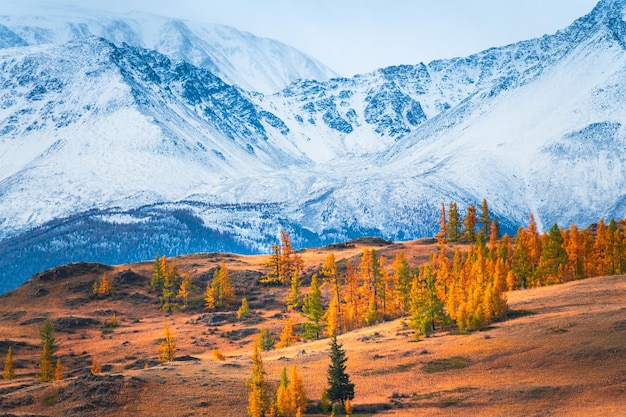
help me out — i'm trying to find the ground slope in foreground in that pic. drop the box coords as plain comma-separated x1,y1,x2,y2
0,240,625,416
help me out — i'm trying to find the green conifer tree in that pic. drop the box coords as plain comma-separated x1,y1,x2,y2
258,328,275,352
302,274,324,339
538,224,569,285
326,334,354,408
286,270,303,311
38,319,57,383
150,254,164,292
448,202,462,242
478,199,491,241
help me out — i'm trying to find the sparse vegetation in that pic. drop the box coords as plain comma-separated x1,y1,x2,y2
93,274,112,296
212,349,226,361
422,356,471,373
42,394,59,407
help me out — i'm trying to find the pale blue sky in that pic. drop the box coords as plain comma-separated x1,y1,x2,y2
2,1,601,76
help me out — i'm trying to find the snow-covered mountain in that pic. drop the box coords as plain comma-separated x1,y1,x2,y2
1,0,626,292
0,3,337,93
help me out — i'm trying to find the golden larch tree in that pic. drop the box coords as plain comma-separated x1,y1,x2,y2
157,324,176,363
206,261,235,310
275,366,291,417
280,230,303,284
54,358,63,381
342,261,359,331
3,346,15,380
325,293,340,336
91,354,101,375
277,316,298,348
238,297,251,319
98,274,111,295
38,319,56,383
463,204,477,243
322,253,341,314
177,272,193,309
246,340,270,417
38,343,54,383
288,364,307,414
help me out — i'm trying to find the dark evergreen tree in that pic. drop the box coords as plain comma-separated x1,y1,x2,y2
448,202,462,242
478,199,490,240
302,274,324,339
150,253,164,292
286,270,303,311
258,328,275,352
539,224,568,285
326,334,354,407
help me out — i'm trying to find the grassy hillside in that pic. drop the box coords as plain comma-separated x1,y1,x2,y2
0,238,625,416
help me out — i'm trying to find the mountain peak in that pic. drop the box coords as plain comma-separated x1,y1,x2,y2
0,8,337,93
567,0,626,46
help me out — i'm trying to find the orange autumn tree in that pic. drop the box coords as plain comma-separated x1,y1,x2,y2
205,260,235,310
262,230,303,284
341,261,359,331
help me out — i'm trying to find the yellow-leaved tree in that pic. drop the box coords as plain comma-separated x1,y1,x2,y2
3,346,15,380
288,365,307,414
38,319,57,383
157,324,176,363
276,316,298,348
91,354,101,375
246,339,270,417
206,260,235,310
54,358,63,381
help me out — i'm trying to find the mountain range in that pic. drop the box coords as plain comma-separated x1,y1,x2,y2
1,0,626,293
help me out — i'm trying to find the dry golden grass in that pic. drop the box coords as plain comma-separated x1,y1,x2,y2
0,240,625,416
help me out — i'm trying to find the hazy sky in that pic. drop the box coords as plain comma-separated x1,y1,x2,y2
2,0,601,76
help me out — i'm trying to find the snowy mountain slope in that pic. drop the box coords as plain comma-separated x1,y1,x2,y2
255,0,626,229
263,0,626,163
0,4,338,93
2,0,626,293
0,37,312,239
380,0,626,230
